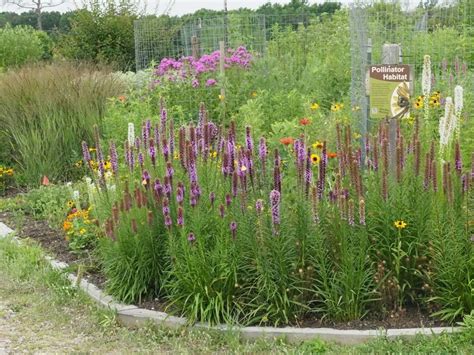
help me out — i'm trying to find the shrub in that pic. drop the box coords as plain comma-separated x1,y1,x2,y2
57,1,137,71
0,25,44,69
0,62,123,185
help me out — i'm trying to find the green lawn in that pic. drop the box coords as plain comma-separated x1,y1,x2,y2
0,236,473,354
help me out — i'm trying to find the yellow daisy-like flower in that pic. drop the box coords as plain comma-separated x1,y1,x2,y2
5,168,14,176
79,228,86,235
88,147,96,153
174,152,180,160
414,100,423,109
310,102,320,111
218,94,225,101
312,141,324,149
67,200,75,208
104,161,112,170
209,151,218,158
310,154,321,165
394,220,407,229
331,103,344,112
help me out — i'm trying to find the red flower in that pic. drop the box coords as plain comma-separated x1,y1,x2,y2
280,137,295,145
299,117,311,126
328,152,338,159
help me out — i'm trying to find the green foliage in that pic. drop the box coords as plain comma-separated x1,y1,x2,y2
0,62,123,185
23,185,70,227
57,2,137,71
99,200,166,303
90,91,473,326
0,25,44,68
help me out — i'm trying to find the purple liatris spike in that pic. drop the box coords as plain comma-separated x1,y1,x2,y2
259,137,267,160
359,199,366,226
82,141,91,165
154,179,163,199
142,170,151,188
454,141,462,174
109,141,118,175
162,198,170,216
305,148,312,196
245,126,253,152
164,176,172,198
177,206,184,227
187,232,195,243
169,120,175,157
176,182,184,205
219,204,225,218
138,152,144,168
225,193,232,207
164,215,172,229
149,141,156,166
166,161,174,180
255,199,264,215
348,200,355,226
162,138,169,161
160,105,167,137
232,171,238,197
142,123,149,150
209,192,215,206
135,137,141,150
230,221,237,240
270,189,281,235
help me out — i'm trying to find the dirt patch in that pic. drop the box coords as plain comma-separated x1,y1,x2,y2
0,210,106,288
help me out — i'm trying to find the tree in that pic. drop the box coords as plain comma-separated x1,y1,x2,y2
3,0,65,30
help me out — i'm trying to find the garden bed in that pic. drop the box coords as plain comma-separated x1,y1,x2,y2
0,208,451,331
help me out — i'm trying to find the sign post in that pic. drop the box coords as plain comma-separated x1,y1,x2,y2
368,44,411,174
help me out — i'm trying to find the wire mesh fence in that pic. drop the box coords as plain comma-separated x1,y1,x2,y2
134,0,473,127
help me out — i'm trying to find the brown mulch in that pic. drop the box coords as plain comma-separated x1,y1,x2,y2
0,210,106,288
0,206,452,330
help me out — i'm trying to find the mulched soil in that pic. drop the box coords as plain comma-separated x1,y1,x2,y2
0,205,452,330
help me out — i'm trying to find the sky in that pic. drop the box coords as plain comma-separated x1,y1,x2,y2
1,0,353,15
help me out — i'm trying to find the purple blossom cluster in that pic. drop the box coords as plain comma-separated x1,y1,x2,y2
153,47,252,88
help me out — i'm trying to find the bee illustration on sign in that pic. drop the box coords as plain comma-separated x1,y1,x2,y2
390,81,410,119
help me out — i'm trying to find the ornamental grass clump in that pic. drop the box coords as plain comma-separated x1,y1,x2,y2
0,62,123,185
87,101,473,326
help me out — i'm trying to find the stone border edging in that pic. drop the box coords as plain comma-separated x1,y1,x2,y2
0,222,462,345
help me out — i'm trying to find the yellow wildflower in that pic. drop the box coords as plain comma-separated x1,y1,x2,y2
394,220,407,229
310,102,320,111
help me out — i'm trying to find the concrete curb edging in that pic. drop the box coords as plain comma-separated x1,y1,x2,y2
0,222,462,345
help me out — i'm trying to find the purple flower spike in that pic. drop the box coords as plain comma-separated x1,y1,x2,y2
176,182,185,205
270,189,281,235
177,206,184,227
209,191,216,206
109,141,118,176
255,199,264,215
230,221,237,240
225,193,232,207
245,126,253,152
259,137,267,160
164,215,172,229
162,198,170,216
187,232,196,243
149,141,156,167
82,141,91,165
219,204,225,218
